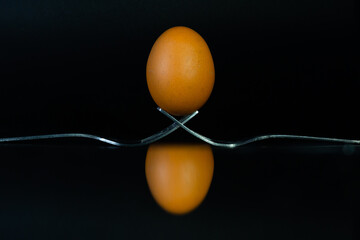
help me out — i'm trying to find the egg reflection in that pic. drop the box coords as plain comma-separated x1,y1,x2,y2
145,144,214,215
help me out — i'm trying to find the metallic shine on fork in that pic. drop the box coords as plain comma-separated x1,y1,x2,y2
0,108,359,148
157,107,360,148
0,111,198,147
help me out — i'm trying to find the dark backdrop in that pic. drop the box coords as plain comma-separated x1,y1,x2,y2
0,1,358,239
1,0,359,142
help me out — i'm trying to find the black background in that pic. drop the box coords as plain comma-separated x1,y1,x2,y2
1,0,359,141
0,1,358,239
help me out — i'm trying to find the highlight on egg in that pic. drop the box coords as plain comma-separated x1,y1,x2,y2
146,26,215,116
145,143,214,215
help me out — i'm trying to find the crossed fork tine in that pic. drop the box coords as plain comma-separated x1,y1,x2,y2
157,107,360,148
0,108,359,147
0,110,198,147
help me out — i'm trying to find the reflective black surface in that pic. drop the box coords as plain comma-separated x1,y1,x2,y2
0,143,356,239
1,1,358,239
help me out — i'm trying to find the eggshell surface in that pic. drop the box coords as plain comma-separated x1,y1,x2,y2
146,26,215,116
145,144,214,215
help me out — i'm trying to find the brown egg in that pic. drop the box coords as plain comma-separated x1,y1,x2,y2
146,26,215,116
145,144,214,215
